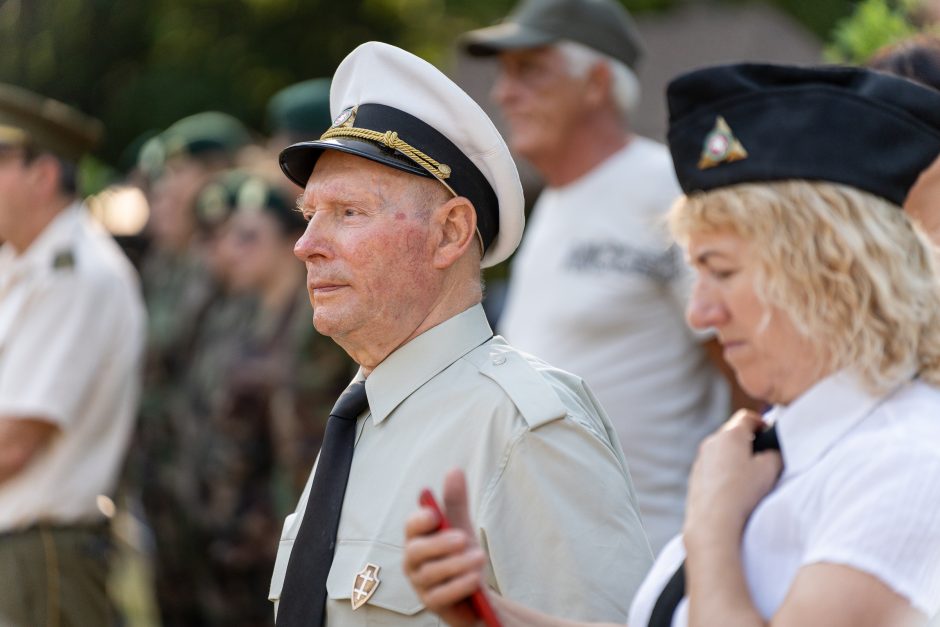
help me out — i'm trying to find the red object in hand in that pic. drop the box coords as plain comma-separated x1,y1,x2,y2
418,489,504,627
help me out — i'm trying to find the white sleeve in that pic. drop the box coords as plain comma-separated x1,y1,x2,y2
803,445,940,617
0,271,118,426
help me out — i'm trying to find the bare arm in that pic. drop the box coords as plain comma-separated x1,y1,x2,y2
0,417,59,485
687,541,924,627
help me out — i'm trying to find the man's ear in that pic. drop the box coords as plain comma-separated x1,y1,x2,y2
432,196,478,270
584,61,613,109
27,154,64,199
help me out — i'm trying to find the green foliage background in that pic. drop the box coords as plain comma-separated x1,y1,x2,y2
0,0,890,169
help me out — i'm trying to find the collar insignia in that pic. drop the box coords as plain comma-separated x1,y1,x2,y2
351,562,381,610
52,249,75,270
698,116,748,170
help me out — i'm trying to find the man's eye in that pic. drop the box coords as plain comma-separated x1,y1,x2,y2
343,208,359,217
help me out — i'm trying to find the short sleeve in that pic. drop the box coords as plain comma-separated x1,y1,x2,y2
479,417,653,623
803,444,940,617
0,271,120,426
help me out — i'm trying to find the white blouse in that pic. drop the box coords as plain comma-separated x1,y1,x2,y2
628,372,940,625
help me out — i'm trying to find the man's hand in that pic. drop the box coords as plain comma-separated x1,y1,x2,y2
403,469,488,627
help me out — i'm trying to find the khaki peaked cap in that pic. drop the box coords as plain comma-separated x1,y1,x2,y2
0,83,102,160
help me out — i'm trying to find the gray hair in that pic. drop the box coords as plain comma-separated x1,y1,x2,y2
556,40,641,121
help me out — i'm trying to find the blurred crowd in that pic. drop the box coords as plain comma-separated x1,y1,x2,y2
1,0,939,625
116,81,355,626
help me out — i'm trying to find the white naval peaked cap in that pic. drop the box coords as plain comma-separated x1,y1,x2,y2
278,41,525,268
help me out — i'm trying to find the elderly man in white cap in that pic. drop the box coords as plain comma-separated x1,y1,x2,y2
268,42,652,627
461,0,752,553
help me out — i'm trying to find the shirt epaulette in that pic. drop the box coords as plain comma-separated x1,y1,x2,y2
52,249,75,271
470,345,567,430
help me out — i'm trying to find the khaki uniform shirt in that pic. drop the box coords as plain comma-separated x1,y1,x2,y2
270,304,652,625
0,205,145,530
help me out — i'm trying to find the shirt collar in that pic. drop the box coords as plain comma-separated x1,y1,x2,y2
1,202,83,272
769,369,898,478
363,304,493,425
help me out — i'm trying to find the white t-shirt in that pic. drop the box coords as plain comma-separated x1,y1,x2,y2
0,205,145,530
499,137,728,552
628,372,940,625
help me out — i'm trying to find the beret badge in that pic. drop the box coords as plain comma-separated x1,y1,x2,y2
698,116,748,170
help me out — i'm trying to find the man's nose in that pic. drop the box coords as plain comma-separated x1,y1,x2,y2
293,216,329,262
491,70,515,107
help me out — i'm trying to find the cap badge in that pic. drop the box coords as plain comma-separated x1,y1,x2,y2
333,106,357,129
698,116,748,170
351,562,381,610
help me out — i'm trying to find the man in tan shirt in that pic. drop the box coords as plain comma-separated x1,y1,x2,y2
269,41,652,626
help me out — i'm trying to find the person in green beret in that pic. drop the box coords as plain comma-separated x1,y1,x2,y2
178,172,352,626
129,111,254,625
266,78,333,152
0,84,145,626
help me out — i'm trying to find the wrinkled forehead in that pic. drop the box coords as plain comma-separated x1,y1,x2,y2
301,150,432,209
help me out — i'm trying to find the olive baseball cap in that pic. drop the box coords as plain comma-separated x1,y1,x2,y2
460,0,644,70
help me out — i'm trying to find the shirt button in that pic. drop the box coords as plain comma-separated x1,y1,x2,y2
492,355,507,366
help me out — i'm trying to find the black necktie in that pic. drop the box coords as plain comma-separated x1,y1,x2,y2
647,425,781,627
276,380,369,627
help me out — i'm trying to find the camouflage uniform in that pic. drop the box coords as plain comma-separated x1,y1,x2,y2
187,287,351,627
124,114,252,626
131,253,217,627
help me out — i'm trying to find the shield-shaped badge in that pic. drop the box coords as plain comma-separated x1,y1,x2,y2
351,563,381,610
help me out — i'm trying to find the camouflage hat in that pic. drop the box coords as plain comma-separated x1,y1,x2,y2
0,83,102,160
266,78,332,139
160,111,252,161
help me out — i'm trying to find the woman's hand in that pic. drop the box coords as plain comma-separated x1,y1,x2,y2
684,409,783,549
403,469,489,627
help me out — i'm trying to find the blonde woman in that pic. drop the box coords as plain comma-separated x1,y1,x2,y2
402,64,940,627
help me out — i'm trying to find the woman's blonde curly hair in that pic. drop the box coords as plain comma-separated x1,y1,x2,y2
669,180,940,394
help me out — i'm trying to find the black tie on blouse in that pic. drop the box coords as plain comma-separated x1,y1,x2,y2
647,425,781,627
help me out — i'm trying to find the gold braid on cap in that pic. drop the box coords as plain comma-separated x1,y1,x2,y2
319,126,455,193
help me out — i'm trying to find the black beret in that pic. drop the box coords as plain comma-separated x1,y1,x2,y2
666,63,940,206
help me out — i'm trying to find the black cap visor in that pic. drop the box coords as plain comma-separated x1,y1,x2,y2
280,136,430,188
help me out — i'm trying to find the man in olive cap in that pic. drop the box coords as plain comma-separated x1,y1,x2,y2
461,0,747,552
0,84,145,625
